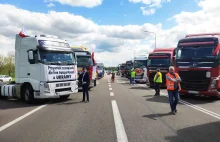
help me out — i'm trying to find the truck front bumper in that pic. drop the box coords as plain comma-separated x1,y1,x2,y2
135,77,147,83
34,81,78,99
180,89,220,97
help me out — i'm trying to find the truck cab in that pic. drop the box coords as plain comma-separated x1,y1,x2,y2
120,63,126,77
1,34,78,103
133,55,148,83
71,46,96,90
146,48,176,87
125,60,133,78
175,33,220,97
97,63,105,78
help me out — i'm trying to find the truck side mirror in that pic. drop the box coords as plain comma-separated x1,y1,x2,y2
28,50,35,64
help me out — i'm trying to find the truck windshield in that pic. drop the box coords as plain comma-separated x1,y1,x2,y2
126,64,133,69
120,66,125,70
77,56,93,67
40,51,75,65
98,66,103,70
176,45,218,67
176,46,216,59
134,60,147,68
147,58,170,67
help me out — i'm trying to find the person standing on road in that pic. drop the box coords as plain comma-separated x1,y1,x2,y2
154,69,162,96
81,67,90,103
166,66,181,115
111,70,115,83
130,69,136,85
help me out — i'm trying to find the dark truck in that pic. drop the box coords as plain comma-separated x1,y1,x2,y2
120,63,126,77
125,60,133,79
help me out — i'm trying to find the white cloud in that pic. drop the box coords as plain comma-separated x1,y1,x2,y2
140,7,155,15
45,0,103,8
1,0,220,66
47,3,55,7
129,0,171,15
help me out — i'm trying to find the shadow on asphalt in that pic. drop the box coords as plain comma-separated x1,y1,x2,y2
142,113,171,120
142,95,155,97
0,98,44,110
129,86,150,90
164,121,220,142
180,95,219,104
146,96,170,104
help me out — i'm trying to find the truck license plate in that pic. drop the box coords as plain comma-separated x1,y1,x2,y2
188,91,199,94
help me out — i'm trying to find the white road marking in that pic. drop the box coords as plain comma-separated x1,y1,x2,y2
111,100,128,142
0,105,47,132
110,92,114,96
109,85,111,87
159,92,220,120
97,81,99,85
134,84,220,120
116,80,126,84
109,88,112,91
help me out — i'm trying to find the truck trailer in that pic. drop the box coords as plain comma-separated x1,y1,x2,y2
147,48,176,87
1,34,78,103
175,33,220,97
133,55,148,83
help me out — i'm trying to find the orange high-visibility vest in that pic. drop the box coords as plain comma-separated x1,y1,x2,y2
166,73,181,91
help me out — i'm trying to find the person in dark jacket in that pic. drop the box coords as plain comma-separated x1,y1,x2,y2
80,67,90,103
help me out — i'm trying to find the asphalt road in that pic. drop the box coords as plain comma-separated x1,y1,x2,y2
1,75,220,142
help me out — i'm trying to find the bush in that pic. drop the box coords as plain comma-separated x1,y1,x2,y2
0,52,15,78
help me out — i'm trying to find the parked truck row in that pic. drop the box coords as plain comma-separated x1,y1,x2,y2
117,33,220,98
0,32,104,103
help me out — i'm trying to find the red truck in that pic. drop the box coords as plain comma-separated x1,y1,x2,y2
146,48,176,87
175,33,220,97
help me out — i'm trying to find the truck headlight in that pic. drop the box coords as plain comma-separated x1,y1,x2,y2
44,83,50,91
210,78,219,88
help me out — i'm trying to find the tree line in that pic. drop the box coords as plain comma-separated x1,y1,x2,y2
0,52,15,77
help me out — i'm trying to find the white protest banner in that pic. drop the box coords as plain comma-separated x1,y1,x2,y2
47,65,75,81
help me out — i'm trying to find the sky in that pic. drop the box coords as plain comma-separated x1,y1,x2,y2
0,0,220,66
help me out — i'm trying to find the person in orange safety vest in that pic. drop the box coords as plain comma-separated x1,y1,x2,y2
166,66,181,115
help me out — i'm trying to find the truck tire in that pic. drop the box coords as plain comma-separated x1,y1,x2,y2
24,85,34,104
60,95,70,100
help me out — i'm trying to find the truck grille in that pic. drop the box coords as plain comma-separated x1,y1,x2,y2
56,83,71,87
55,87,71,92
179,70,210,91
149,72,166,85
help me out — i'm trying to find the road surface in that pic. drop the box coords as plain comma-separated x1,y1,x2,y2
1,75,220,142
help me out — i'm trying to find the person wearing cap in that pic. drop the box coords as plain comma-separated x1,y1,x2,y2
154,68,162,96
166,66,181,115
80,67,90,103
130,69,136,85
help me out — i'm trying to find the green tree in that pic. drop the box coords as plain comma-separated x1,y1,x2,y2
4,52,15,76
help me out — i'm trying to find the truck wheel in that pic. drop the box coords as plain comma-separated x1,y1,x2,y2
24,85,34,104
60,95,70,100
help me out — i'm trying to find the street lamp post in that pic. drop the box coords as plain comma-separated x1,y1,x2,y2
129,49,135,69
144,31,156,49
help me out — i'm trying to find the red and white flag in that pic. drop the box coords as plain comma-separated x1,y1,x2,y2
19,27,28,37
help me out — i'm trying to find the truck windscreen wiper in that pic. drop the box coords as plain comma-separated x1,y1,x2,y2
51,62,61,65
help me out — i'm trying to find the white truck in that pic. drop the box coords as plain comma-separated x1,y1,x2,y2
133,55,148,83
0,34,78,103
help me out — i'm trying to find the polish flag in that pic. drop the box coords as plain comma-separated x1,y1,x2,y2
19,27,28,37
